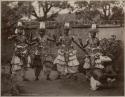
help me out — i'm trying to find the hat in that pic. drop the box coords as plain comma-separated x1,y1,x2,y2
40,21,45,29
89,23,98,33
64,22,70,29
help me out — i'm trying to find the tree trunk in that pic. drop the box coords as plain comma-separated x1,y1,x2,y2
44,12,47,21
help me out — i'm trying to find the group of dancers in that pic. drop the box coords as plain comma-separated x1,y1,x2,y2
8,21,117,91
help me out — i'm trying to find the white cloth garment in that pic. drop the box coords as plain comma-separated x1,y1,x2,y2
27,55,31,67
54,49,79,74
90,76,101,91
12,65,22,71
11,56,23,66
54,49,79,66
95,59,104,69
83,57,91,69
100,56,112,62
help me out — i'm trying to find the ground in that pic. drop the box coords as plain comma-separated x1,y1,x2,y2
20,71,124,96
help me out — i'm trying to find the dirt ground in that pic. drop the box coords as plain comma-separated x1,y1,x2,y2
20,70,124,96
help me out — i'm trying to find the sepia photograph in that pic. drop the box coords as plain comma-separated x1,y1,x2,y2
1,0,124,96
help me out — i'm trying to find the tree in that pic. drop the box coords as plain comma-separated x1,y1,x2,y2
1,1,22,35
74,1,117,21
111,6,124,26
31,1,70,21
89,1,116,20
101,1,111,20
74,1,101,22
1,1,71,35
75,1,88,9
111,6,124,20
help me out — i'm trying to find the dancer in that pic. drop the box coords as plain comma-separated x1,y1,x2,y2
8,21,30,81
80,23,100,73
54,22,79,79
31,21,54,81
78,23,104,90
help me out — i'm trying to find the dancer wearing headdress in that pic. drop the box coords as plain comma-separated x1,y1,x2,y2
31,21,55,80
54,22,79,79
8,21,30,81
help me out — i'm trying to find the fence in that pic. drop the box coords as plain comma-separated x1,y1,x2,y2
23,20,122,29
23,21,60,29
71,20,122,28
98,20,122,25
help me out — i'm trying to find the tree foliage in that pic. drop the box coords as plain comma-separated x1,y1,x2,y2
75,1,101,22
1,1,71,36
75,1,88,8
2,1,21,34
111,6,124,20
100,36,122,60
30,1,70,21
74,1,123,21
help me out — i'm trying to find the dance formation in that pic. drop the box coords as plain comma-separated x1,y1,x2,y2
8,21,117,91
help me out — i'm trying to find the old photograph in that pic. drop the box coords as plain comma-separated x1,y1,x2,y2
1,0,124,96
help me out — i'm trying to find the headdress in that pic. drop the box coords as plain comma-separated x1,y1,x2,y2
40,21,45,29
15,21,24,34
16,21,24,29
89,23,99,34
64,22,70,29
